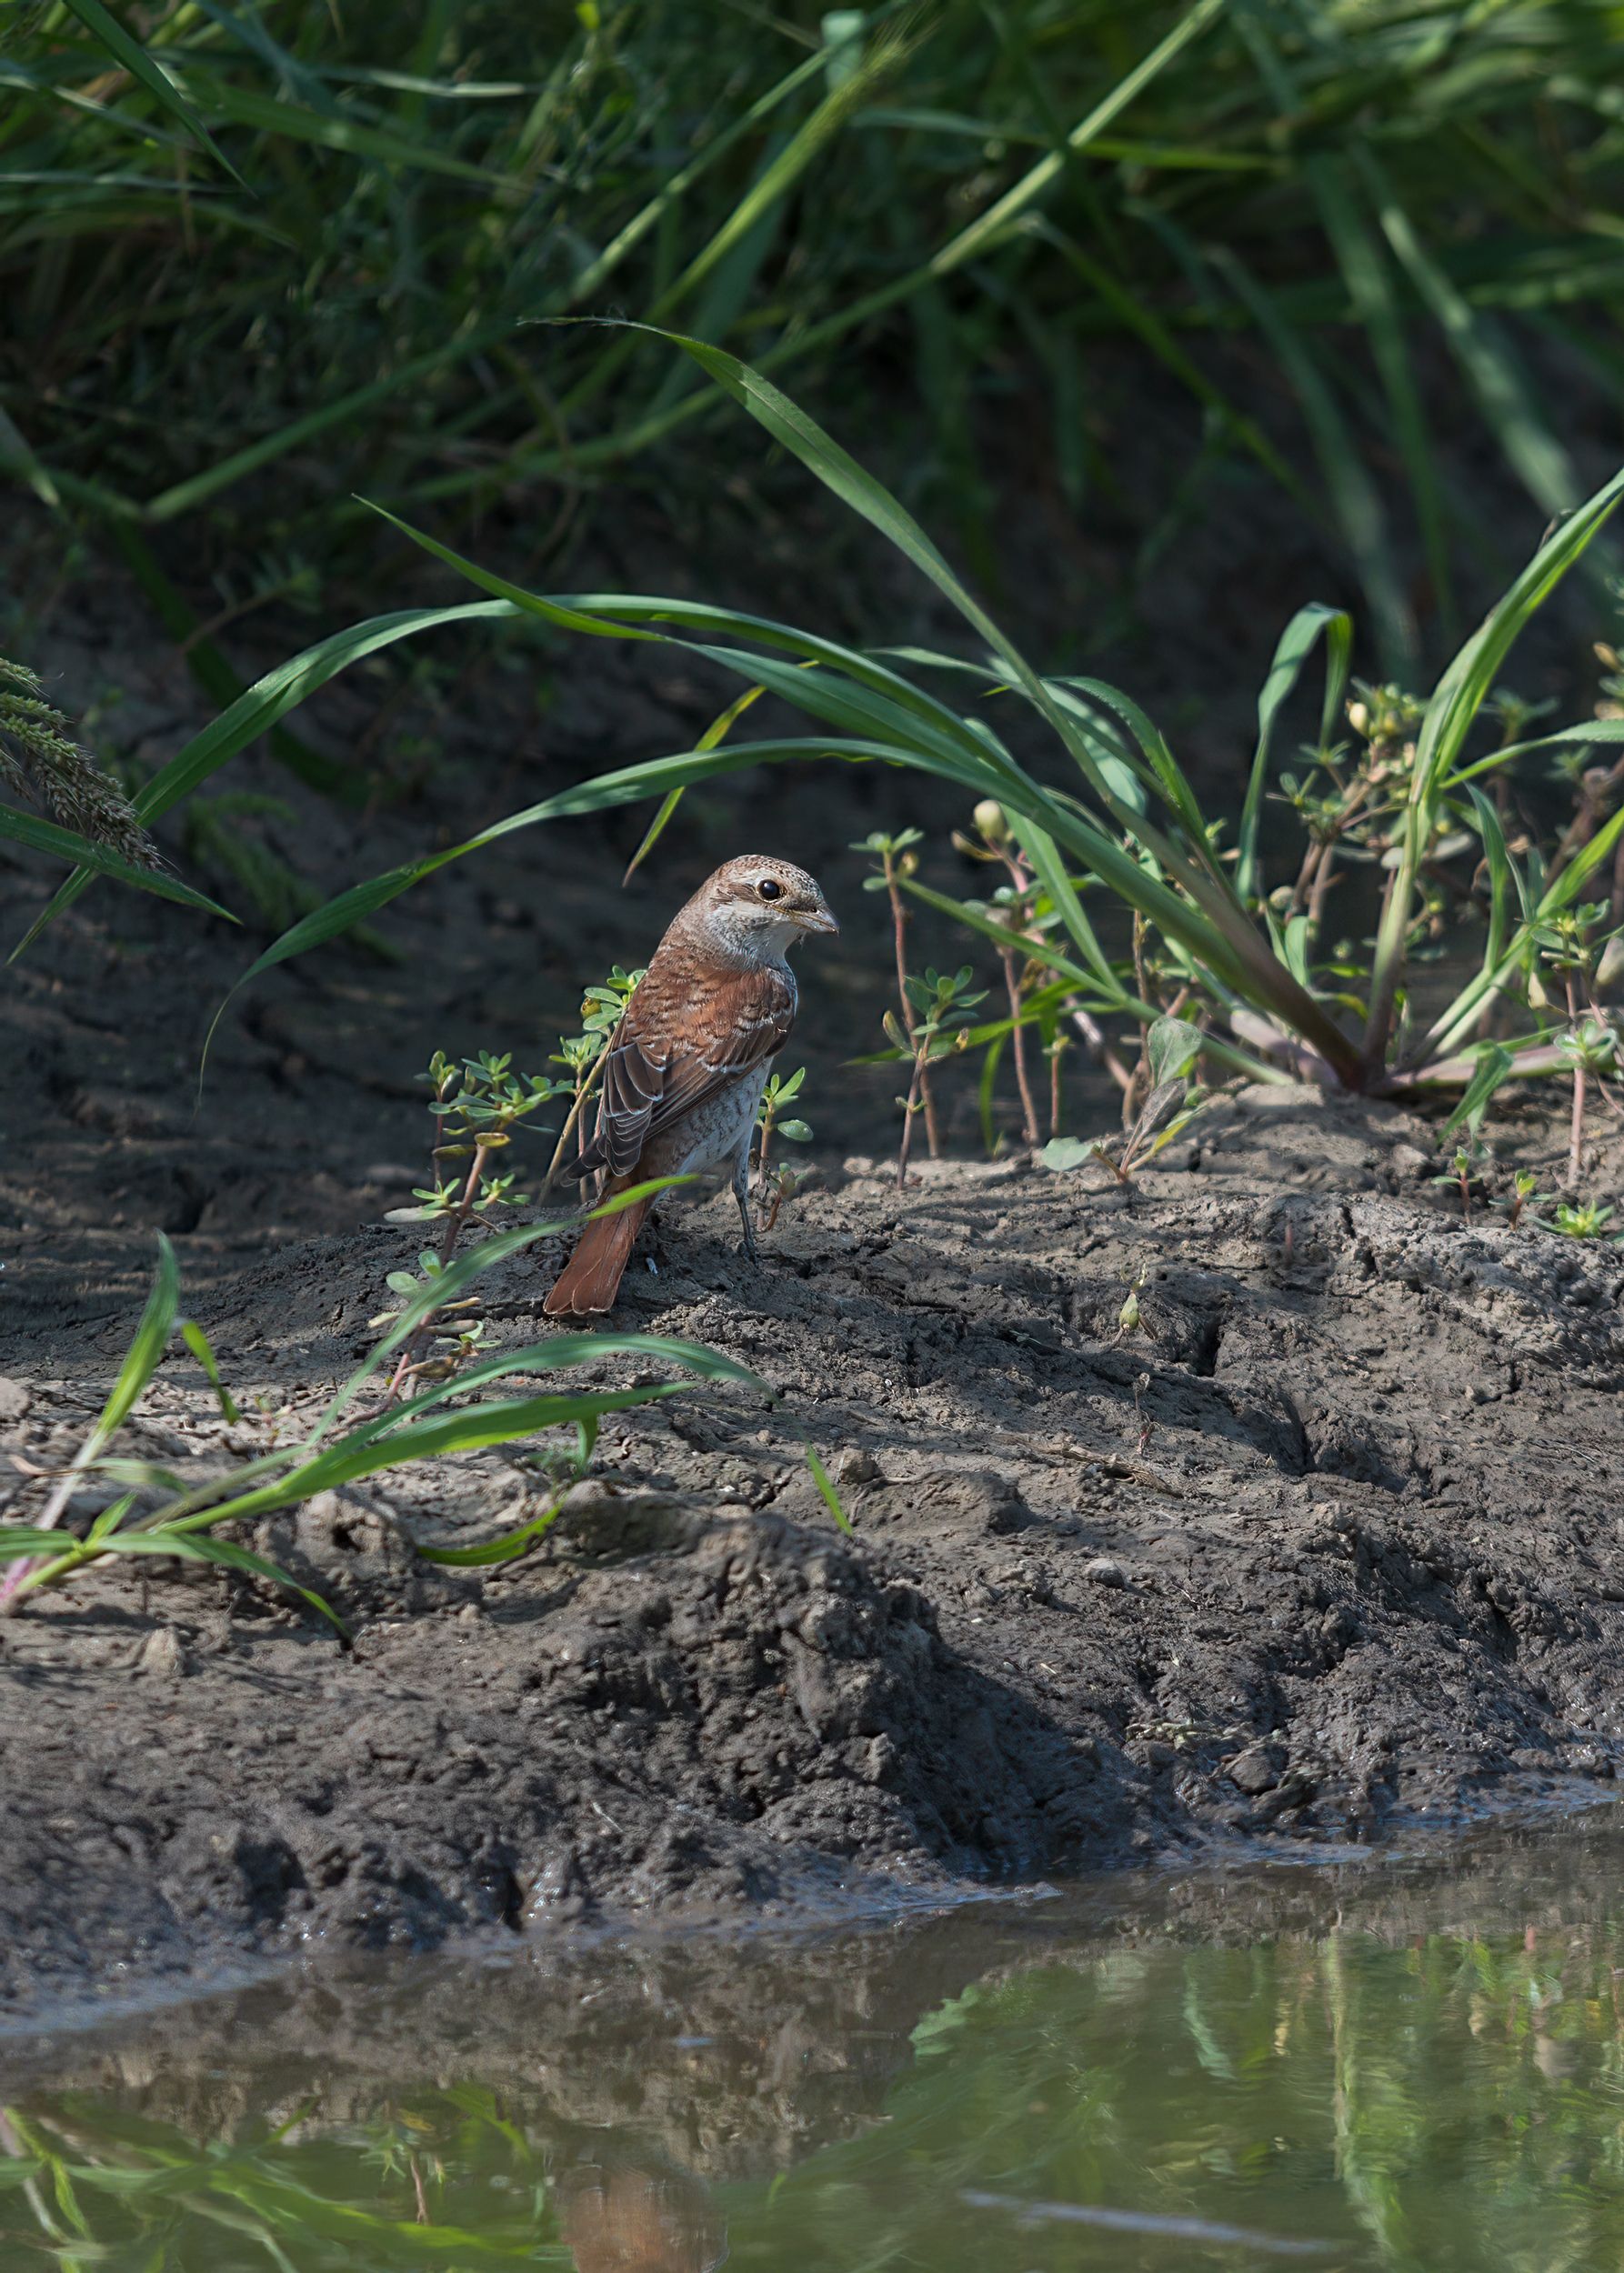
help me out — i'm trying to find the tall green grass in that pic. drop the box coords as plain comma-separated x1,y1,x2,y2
5,0,1624,721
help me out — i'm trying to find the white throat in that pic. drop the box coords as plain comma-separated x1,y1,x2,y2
705,902,800,968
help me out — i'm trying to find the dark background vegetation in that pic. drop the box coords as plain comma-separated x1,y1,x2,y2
5,0,1624,1217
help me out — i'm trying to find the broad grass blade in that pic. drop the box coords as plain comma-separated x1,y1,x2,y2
60,0,246,185
97,1232,180,1439
1239,604,1353,903
96,1529,348,1638
0,804,236,921
1441,1044,1516,1139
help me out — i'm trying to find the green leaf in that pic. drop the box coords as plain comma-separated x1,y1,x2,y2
59,0,246,185
0,802,236,922
1441,1045,1517,1139
776,1118,813,1143
98,1527,348,1639
1037,1136,1097,1175
1239,604,1353,903
1147,1016,1204,1087
179,1319,240,1424
99,1233,180,1441
801,1440,854,1537
416,1503,565,1567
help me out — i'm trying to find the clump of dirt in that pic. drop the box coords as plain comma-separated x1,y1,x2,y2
4,1084,1624,2016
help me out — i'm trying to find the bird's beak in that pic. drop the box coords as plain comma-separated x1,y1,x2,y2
797,905,839,936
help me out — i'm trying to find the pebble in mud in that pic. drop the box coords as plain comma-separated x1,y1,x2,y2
1082,1557,1127,1588
1226,1747,1282,1797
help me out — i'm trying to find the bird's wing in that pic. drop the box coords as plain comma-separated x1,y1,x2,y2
578,966,796,1177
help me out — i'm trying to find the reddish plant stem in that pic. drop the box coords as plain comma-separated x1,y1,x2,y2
896,1048,926,1190
1001,946,1041,1146
886,856,938,1157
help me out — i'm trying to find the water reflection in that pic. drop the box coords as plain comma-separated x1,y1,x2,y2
4,1810,1624,2271
558,2152,727,2273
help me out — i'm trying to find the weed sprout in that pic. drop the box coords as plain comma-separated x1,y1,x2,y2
755,1067,814,1228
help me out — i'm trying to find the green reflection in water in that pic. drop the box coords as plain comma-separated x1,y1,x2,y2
5,1817,1624,2272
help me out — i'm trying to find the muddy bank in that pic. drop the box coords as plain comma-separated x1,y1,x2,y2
4,1086,1624,2013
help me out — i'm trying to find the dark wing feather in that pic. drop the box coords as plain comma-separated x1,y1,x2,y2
579,1026,667,1176
576,966,796,1176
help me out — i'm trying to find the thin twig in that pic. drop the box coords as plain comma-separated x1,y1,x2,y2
1001,946,1041,1146
886,853,938,1156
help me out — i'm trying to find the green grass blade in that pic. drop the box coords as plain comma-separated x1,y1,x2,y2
801,1440,854,1537
59,0,246,185
97,1530,348,1638
196,1386,698,1530
0,803,236,921
311,1217,579,1440
415,1505,566,1567
201,736,916,1045
1444,716,1624,791
1309,158,1454,637
1007,818,1132,1001
1357,150,1586,538
921,0,1228,277
144,327,520,523
97,1232,180,1440
349,1330,766,1447
1466,786,1513,978
583,328,1365,1082
1239,604,1353,903
1029,216,1308,506
1372,457,1624,1068
179,1320,241,1424
1441,1044,1516,1139
1416,467,1624,796
177,75,506,184
565,47,829,306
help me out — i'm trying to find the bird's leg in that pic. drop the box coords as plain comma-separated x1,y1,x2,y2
732,1152,759,1266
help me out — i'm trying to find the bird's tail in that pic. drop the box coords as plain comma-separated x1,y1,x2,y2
543,1189,655,1318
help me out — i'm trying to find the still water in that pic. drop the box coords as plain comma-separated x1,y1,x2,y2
5,1811,1624,2271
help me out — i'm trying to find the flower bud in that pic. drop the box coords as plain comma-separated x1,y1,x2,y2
1347,700,1370,737
974,798,1009,846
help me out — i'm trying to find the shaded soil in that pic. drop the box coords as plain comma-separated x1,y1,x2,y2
5,1081,1624,2018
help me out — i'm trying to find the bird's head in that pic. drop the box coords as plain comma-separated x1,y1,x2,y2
697,856,838,963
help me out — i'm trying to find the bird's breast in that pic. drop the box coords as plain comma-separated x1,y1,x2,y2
668,1062,773,1175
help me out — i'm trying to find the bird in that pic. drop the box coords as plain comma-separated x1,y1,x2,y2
543,856,838,1318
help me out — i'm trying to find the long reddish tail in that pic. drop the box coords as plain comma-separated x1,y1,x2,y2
543,1190,655,1318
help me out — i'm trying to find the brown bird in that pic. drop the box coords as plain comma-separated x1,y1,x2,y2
543,856,837,1318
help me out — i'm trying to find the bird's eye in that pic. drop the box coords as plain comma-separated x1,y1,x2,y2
757,877,783,901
